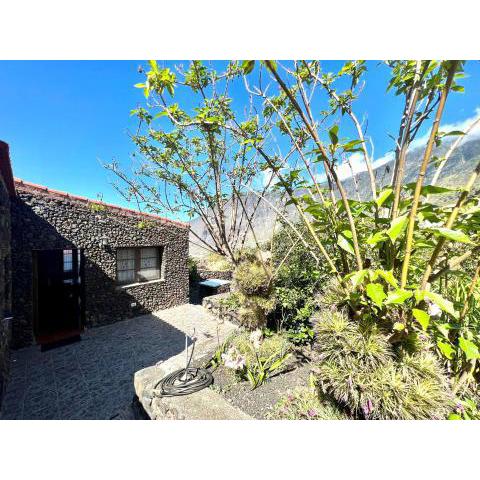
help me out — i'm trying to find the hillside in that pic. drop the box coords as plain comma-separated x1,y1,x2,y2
189,137,480,258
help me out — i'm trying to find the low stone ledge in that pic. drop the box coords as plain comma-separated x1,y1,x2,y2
202,293,240,325
134,317,249,420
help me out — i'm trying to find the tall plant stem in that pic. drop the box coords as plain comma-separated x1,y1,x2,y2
429,247,480,282
430,115,480,188
459,260,480,321
391,61,423,220
420,157,480,289
303,61,378,203
264,61,363,271
255,145,340,278
400,61,459,289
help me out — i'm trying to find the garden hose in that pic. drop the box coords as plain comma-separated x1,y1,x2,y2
153,367,213,397
153,330,213,397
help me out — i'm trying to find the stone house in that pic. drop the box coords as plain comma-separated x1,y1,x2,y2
0,141,189,404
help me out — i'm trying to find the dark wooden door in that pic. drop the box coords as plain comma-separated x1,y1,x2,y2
35,248,84,342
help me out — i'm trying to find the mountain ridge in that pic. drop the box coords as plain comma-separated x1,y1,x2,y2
190,136,480,257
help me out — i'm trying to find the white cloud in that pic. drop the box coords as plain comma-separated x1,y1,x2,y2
262,166,290,187
409,106,480,152
317,107,480,183
316,151,394,184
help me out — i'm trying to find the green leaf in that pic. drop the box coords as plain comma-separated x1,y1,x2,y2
375,188,393,208
459,337,480,360
366,283,386,308
348,269,369,288
423,291,459,319
385,289,413,305
270,353,291,371
430,227,472,244
343,140,364,152
448,413,462,420
404,183,456,195
328,125,339,146
386,215,408,243
134,83,146,88
337,233,355,255
437,341,455,360
440,130,465,138
242,60,255,74
437,323,451,339
393,322,405,331
366,231,388,245
373,269,399,288
412,308,430,330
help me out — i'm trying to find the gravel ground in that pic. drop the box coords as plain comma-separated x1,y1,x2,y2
208,352,313,419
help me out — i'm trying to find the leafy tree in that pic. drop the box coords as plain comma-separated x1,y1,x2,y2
107,60,273,265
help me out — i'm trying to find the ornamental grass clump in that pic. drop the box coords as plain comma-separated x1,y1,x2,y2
312,309,454,419
268,386,348,420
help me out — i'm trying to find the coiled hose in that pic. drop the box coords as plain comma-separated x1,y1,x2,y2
153,330,213,397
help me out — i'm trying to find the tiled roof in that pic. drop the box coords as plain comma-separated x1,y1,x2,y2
14,178,190,229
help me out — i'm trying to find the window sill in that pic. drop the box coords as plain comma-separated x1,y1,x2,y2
116,278,165,290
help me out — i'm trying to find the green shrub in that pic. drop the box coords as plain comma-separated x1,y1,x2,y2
187,256,199,279
197,252,232,272
221,331,292,389
313,309,454,419
271,222,330,345
233,258,275,330
267,386,348,420
234,259,272,296
231,331,290,366
218,292,242,311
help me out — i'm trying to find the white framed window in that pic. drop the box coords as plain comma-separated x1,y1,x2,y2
116,247,163,284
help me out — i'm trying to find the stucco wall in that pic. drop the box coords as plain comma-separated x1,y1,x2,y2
11,185,189,348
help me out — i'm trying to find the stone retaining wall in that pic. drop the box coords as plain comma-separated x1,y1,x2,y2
196,269,232,281
189,269,233,304
202,293,240,325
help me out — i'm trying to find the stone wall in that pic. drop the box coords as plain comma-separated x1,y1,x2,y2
196,269,233,281
202,293,240,325
11,183,190,348
0,142,13,405
189,269,232,304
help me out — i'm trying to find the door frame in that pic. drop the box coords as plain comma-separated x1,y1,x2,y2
32,247,86,344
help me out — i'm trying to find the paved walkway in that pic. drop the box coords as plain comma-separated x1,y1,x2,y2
0,304,233,420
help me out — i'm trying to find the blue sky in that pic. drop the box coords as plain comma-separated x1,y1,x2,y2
1,60,479,220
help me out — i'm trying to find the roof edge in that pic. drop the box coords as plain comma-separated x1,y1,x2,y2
0,141,17,197
14,178,190,229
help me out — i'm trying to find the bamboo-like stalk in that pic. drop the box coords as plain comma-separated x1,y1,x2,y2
430,115,480,188
420,157,480,289
429,247,480,282
400,61,459,289
264,60,363,270
459,261,480,321
240,182,320,263
304,61,378,202
391,61,423,220
254,145,340,277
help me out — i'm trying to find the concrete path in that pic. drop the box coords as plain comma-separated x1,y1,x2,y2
0,304,234,420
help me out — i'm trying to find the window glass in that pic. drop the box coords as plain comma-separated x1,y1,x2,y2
116,247,162,284
63,249,73,272
138,247,160,281
117,248,135,283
